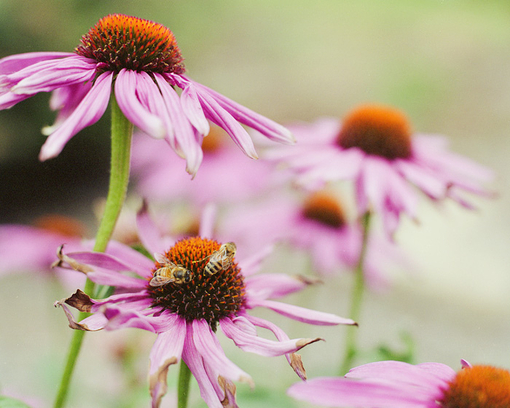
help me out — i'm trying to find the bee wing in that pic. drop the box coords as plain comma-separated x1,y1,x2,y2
149,273,175,287
154,253,170,264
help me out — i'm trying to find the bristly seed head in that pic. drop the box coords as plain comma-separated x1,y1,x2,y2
147,237,245,330
439,365,510,408
75,14,185,75
302,191,346,229
336,104,413,160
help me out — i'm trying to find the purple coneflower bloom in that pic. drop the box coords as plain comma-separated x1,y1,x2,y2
288,359,510,407
266,105,494,237
131,124,275,204
0,215,87,286
54,205,355,408
0,14,293,174
219,190,402,288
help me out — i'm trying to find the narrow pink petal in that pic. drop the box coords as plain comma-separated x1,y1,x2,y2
396,159,446,199
105,240,156,279
0,92,33,109
178,80,210,135
155,75,203,176
245,273,314,300
11,57,96,94
288,377,431,407
54,299,107,331
136,202,167,255
0,51,73,75
58,250,146,277
237,244,274,277
192,320,253,384
198,203,217,238
183,325,224,408
114,69,165,138
39,72,113,160
149,316,186,408
220,316,320,357
248,299,356,326
189,79,294,145
100,303,157,332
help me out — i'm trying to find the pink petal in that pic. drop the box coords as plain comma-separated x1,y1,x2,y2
220,316,320,357
0,51,73,75
287,377,431,408
136,202,167,256
248,299,356,326
149,316,186,408
39,71,113,160
245,273,315,300
114,69,165,139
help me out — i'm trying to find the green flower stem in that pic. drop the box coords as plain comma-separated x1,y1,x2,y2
177,361,192,408
53,96,133,408
339,211,371,375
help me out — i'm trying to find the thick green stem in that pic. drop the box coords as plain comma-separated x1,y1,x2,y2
53,97,133,408
339,211,371,375
177,361,192,408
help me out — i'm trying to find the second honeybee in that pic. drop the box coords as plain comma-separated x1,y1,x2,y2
203,242,237,276
150,253,191,286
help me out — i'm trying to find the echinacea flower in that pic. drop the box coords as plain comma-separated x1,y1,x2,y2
266,105,494,237
131,124,275,205
54,205,355,408
0,14,293,175
219,190,401,288
287,359,510,408
0,215,88,287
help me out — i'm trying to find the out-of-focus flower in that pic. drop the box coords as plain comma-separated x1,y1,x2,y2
54,206,355,408
288,359,510,407
266,105,494,237
0,214,87,287
219,190,402,288
131,124,275,204
0,14,293,175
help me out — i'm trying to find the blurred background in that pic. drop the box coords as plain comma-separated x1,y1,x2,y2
0,0,509,407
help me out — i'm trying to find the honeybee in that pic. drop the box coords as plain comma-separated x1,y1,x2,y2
149,253,191,287
202,242,237,276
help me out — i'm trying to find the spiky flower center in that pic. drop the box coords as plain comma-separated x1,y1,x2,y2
302,191,346,229
439,365,510,408
147,237,245,330
75,14,185,75
336,104,413,160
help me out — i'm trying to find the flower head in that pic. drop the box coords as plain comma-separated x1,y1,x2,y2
0,14,293,174
288,359,510,408
267,104,494,237
54,206,354,407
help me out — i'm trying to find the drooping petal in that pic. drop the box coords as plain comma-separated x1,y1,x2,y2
114,69,165,139
149,316,186,408
220,315,321,357
39,71,113,160
187,78,294,145
0,51,73,75
248,299,356,326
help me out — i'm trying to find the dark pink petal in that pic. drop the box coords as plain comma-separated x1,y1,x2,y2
0,51,73,75
149,316,186,408
100,303,158,332
175,77,210,135
248,299,356,326
287,377,432,407
104,240,155,279
0,92,33,109
220,316,321,357
39,71,113,160
114,69,165,139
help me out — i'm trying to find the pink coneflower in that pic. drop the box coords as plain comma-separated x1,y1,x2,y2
0,14,293,174
287,359,510,407
267,105,494,237
0,215,87,286
54,206,355,408
219,190,401,288
131,124,275,204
